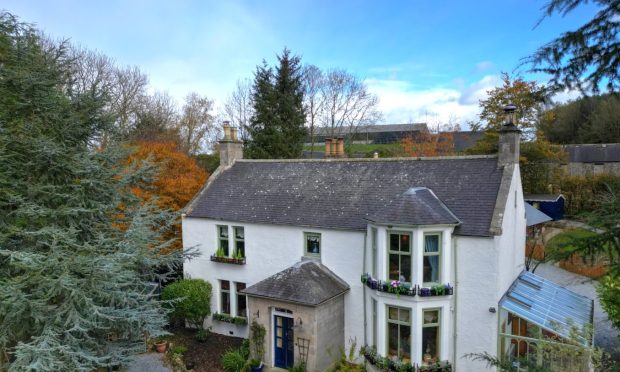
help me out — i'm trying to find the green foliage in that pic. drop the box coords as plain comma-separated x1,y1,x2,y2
250,321,266,361
553,174,620,216
0,11,187,370
526,0,620,94
597,275,620,340
245,48,307,159
221,349,246,372
288,362,306,372
195,328,209,343
195,153,221,173
329,338,364,372
212,312,248,325
538,94,620,144
161,279,212,329
172,345,188,355
240,339,250,360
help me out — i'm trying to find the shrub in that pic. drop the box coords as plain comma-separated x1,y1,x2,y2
250,321,266,361
161,278,212,329
221,349,246,372
172,345,188,355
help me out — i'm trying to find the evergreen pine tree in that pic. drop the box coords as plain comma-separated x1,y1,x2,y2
0,13,184,370
245,48,306,159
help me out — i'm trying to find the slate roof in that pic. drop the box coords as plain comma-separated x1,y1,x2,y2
367,187,461,226
241,260,350,306
565,143,620,163
524,202,552,227
186,156,503,237
524,194,565,202
449,131,485,152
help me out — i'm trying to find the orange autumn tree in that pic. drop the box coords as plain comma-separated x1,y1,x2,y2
127,142,208,252
399,131,456,157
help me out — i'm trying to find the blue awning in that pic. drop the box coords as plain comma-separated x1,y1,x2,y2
500,271,594,345
524,202,553,227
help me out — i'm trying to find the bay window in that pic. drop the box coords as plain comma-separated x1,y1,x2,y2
388,231,411,283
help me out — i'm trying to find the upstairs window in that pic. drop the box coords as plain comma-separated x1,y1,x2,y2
388,231,411,283
218,225,229,256
233,226,245,258
371,227,378,277
304,232,321,257
423,233,441,284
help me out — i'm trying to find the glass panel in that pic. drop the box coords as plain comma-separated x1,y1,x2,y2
219,226,228,238
400,234,410,252
424,234,439,253
422,326,439,365
236,240,245,256
388,307,399,321
306,234,320,254
424,310,439,325
388,323,399,357
234,227,244,240
277,317,282,326
526,321,539,338
399,308,410,323
222,292,230,314
277,328,282,337
400,324,411,360
236,282,246,291
423,255,439,283
400,254,411,282
220,239,229,256
221,280,230,290
389,234,399,251
237,295,247,318
389,254,400,281
276,339,282,348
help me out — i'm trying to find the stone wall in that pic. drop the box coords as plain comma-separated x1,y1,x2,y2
565,162,620,176
315,296,345,371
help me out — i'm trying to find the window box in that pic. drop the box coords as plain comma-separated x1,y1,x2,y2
360,345,452,372
419,284,453,297
210,255,246,265
361,273,416,297
212,312,248,325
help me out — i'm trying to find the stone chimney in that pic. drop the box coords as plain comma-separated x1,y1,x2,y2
498,104,521,167
220,120,243,167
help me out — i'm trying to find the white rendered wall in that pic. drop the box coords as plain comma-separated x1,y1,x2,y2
182,217,365,343
454,165,526,371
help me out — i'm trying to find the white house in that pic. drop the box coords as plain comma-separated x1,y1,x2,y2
183,112,593,371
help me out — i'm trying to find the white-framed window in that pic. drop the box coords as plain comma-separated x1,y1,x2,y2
422,308,441,365
220,280,230,315
423,233,441,285
386,305,412,362
217,225,229,256
233,226,245,258
388,231,412,283
304,232,321,257
371,227,378,277
235,282,247,318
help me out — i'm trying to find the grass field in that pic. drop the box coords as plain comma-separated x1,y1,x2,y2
303,143,401,154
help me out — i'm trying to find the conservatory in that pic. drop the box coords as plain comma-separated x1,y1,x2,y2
499,271,594,372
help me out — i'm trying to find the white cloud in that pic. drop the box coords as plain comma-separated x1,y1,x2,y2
475,60,495,72
366,75,502,128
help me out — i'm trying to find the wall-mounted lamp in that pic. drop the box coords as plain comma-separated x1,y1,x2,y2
489,307,497,313
253,310,260,319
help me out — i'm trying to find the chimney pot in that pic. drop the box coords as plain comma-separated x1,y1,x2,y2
231,127,238,141
219,120,243,167
325,138,332,158
223,121,232,141
337,137,345,157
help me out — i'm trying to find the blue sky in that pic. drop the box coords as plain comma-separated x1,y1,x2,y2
2,1,599,125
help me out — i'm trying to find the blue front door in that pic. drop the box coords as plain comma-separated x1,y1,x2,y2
274,315,294,368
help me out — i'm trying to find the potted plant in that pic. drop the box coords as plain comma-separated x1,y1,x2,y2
154,338,167,353
249,359,263,372
419,287,431,297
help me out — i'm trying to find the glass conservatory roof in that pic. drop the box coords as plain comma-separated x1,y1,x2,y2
500,271,594,345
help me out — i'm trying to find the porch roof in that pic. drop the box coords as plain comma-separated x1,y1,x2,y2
524,202,552,227
500,271,594,345
241,260,349,306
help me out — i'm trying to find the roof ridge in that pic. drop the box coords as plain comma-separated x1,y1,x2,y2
237,154,497,163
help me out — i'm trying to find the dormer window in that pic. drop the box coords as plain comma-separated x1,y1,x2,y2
388,231,411,283
423,233,441,285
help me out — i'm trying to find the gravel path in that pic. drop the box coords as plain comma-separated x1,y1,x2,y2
534,262,619,360
125,353,172,372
